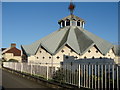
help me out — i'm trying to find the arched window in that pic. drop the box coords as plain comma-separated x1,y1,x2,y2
62,21,65,27
77,21,80,26
66,19,70,26
84,56,87,59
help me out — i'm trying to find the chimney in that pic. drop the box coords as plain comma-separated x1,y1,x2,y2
11,43,16,48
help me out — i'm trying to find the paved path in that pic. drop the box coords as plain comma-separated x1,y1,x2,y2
2,69,53,89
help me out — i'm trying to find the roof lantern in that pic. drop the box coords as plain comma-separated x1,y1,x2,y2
58,1,85,28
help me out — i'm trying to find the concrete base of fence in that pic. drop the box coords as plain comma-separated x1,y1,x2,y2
2,67,89,90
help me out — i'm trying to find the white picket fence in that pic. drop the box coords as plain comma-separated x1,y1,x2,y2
3,62,120,89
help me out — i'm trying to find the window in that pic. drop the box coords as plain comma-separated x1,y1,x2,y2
40,51,42,53
49,56,51,59
75,56,78,59
57,56,60,59
43,57,45,59
61,50,64,53
66,56,69,59
88,50,91,53
92,56,95,59
62,21,65,27
96,51,98,53
66,20,70,26
84,56,87,59
37,57,39,59
100,57,102,59
70,49,73,53
72,21,76,26
77,21,80,26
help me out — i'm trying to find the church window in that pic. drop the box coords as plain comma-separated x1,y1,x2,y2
37,57,39,59
88,50,91,53
75,56,78,59
49,56,51,59
96,51,98,53
77,21,80,26
66,56,69,59
43,57,45,59
62,21,65,27
84,56,87,59
92,56,95,59
70,49,73,53
40,51,42,53
66,20,70,26
57,56,60,59
100,57,102,59
72,21,76,26
61,50,64,53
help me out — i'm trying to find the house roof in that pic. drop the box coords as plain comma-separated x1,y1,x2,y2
21,26,113,56
2,47,21,56
1,48,7,51
113,45,120,56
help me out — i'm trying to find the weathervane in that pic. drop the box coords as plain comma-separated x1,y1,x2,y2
68,0,75,15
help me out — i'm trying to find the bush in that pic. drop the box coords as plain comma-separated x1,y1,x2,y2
8,59,18,62
52,68,65,82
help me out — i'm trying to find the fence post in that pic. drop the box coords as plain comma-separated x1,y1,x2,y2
21,63,23,72
78,64,81,88
98,65,100,89
117,65,119,90
15,63,16,71
101,64,103,90
89,64,91,88
92,64,93,89
86,64,88,88
105,65,107,89
46,64,49,80
84,64,86,87
112,64,114,90
31,64,32,75
108,64,110,89
95,65,96,89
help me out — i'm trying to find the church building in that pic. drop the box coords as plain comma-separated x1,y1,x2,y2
21,3,115,65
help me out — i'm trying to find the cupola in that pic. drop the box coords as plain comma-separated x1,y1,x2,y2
58,1,85,28
58,15,85,28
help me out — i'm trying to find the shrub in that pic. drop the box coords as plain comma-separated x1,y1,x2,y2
52,68,65,82
8,59,18,62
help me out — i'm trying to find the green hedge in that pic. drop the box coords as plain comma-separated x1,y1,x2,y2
8,59,18,62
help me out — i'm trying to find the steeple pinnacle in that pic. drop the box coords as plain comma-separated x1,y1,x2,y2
68,0,75,15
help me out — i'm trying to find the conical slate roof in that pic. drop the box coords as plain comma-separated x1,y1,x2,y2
21,26,113,56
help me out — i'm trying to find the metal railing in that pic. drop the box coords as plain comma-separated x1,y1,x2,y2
3,62,120,89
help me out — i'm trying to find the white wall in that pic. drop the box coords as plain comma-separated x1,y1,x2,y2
3,53,21,62
27,45,116,66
